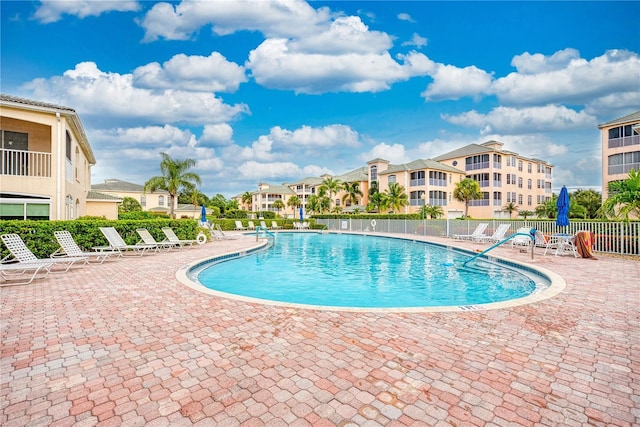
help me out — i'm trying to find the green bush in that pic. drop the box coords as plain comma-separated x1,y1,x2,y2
0,219,199,260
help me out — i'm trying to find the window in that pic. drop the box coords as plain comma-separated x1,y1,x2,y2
465,154,489,171
517,160,523,172
65,131,72,161
527,163,532,173
493,191,502,206
518,177,523,188
74,147,79,180
410,191,426,205
469,192,490,206
608,151,640,175
65,195,73,220
388,175,396,184
370,165,378,181
470,173,490,187
527,179,532,190
158,195,164,206
428,190,447,206
493,173,502,187
335,199,341,206
141,196,146,207
518,194,523,205
428,171,447,186
528,195,532,206
410,171,425,186
493,154,502,169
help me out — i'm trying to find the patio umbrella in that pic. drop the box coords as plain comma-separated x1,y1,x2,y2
299,206,304,222
200,205,207,224
556,186,570,227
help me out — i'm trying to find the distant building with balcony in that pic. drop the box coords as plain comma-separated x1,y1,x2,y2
433,140,553,218
251,182,298,217
91,179,178,215
599,111,640,202
0,94,120,220
372,158,467,216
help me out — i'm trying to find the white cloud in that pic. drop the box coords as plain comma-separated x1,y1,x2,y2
492,49,640,105
237,161,303,180
248,40,431,94
34,0,140,23
511,48,580,74
23,62,249,126
91,124,194,148
401,33,427,49
397,13,415,23
269,124,360,148
202,124,234,146
133,52,247,92
139,0,329,41
442,105,597,134
359,142,408,164
421,63,493,101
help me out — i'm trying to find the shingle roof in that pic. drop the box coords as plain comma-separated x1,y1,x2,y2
254,185,296,195
335,167,368,182
432,143,495,161
91,179,169,194
289,177,324,186
0,94,76,113
598,111,640,128
86,191,122,201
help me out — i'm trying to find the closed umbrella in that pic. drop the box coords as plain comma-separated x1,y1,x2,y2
556,186,570,227
299,206,304,222
201,205,207,224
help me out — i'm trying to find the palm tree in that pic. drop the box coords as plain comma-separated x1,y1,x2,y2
384,182,409,213
423,204,444,219
341,181,363,207
144,152,201,219
535,197,557,219
518,210,534,219
503,202,518,218
598,169,640,219
241,191,253,211
272,199,284,216
453,178,482,218
287,195,301,217
306,195,321,215
319,177,341,211
572,189,602,219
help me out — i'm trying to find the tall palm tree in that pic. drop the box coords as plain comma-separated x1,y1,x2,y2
241,191,253,211
319,177,341,211
306,195,321,214
453,178,482,218
272,199,284,216
503,202,518,218
384,182,408,213
341,181,363,207
598,169,640,219
287,195,301,217
144,152,201,219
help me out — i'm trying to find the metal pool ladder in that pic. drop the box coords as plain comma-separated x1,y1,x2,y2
462,230,535,267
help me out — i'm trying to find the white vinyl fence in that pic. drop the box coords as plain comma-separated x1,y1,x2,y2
315,218,640,257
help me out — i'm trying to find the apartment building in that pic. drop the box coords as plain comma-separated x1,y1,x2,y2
91,179,177,214
0,94,118,220
251,182,298,217
599,111,640,202
433,141,553,218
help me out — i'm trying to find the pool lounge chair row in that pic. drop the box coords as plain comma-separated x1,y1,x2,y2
1,227,198,286
234,220,283,231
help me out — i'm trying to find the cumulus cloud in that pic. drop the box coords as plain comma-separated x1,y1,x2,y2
492,49,640,105
269,124,360,148
133,52,247,92
237,160,304,180
201,124,234,146
359,142,408,164
91,124,194,148
397,13,415,23
421,63,493,101
34,0,140,23
402,33,427,49
442,105,597,134
23,62,249,126
139,0,329,41
248,40,431,94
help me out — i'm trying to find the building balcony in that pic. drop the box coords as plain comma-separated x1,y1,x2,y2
608,135,640,149
466,162,490,171
608,163,640,175
1,148,52,177
409,178,425,186
428,179,446,187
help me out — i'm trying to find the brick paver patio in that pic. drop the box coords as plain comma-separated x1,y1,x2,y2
1,233,638,426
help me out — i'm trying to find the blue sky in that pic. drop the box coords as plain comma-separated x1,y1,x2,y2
2,1,639,198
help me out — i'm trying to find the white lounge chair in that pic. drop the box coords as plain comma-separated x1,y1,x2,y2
136,228,178,252
95,227,156,256
260,220,269,229
235,221,247,230
161,227,197,248
302,221,310,229
212,224,241,240
544,233,578,257
453,223,488,240
271,221,281,230
247,221,256,230
53,230,116,263
1,233,87,272
1,262,53,286
479,224,511,243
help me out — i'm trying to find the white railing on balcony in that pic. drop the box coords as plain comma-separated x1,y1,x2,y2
316,219,640,256
608,135,640,149
409,178,425,186
1,148,51,177
428,178,447,186
466,162,489,171
609,163,640,175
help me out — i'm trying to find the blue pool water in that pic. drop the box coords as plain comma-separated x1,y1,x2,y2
197,233,548,309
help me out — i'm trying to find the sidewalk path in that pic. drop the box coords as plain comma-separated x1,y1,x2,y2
1,233,638,426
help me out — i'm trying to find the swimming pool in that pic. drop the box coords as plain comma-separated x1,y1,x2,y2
191,233,557,310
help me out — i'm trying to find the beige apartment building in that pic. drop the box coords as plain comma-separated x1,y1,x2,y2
90,178,184,215
432,141,553,218
599,111,640,202
0,94,121,220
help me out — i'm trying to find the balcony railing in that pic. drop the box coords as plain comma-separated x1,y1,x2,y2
609,163,640,175
1,148,51,177
410,178,425,186
608,135,640,149
466,162,489,171
428,178,447,187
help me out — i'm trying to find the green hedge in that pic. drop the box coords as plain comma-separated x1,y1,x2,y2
0,219,199,260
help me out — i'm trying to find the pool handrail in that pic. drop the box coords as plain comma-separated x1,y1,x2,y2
462,230,535,267
255,225,276,242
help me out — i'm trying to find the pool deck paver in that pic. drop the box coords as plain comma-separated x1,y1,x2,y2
1,233,638,426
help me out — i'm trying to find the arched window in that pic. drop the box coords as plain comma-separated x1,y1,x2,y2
158,195,164,206
65,195,73,219
370,165,378,181
75,147,79,180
